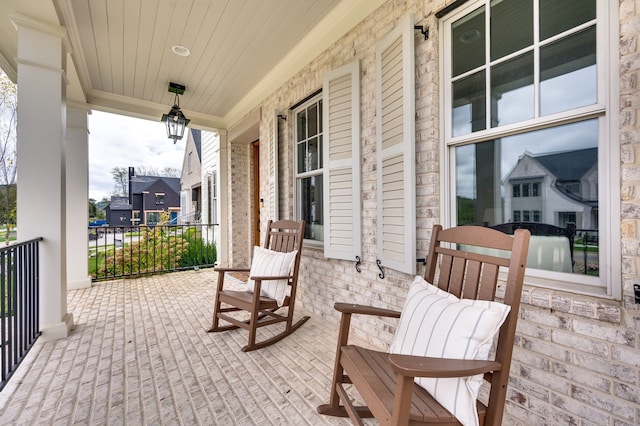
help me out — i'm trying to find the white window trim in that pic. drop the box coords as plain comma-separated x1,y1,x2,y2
293,92,324,247
439,0,620,298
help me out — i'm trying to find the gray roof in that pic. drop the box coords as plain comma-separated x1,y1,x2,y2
191,129,202,160
109,196,131,210
534,148,597,181
131,176,181,195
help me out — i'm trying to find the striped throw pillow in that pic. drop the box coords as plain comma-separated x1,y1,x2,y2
246,246,297,307
389,276,510,426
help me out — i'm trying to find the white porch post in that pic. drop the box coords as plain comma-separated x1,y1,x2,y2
66,105,91,289
218,131,229,267
13,14,73,340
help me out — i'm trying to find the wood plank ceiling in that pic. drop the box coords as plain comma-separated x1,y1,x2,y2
62,0,343,127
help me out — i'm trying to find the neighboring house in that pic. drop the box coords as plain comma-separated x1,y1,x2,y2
105,168,181,226
179,129,202,224
104,196,131,226
503,148,598,230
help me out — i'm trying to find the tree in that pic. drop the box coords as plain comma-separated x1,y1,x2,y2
89,197,106,220
0,70,17,244
134,165,180,177
111,167,129,196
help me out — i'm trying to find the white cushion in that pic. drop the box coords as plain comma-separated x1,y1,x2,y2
245,246,297,307
389,276,511,426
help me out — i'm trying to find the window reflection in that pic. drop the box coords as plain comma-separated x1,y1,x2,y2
490,0,532,60
540,27,597,115
452,6,485,77
455,120,598,275
452,70,486,136
491,52,534,127
539,0,596,41
300,176,323,241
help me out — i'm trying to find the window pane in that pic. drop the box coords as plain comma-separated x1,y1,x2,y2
308,137,319,171
455,119,598,275
491,52,534,127
540,27,596,115
300,175,323,241
539,0,596,41
490,0,533,61
297,110,306,141
452,70,486,136
308,103,318,137
297,141,307,173
452,6,485,77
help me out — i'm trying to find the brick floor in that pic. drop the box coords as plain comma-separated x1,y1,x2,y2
0,270,368,425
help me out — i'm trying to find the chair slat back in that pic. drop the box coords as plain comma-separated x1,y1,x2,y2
424,224,530,424
426,226,523,301
263,220,305,290
264,220,305,253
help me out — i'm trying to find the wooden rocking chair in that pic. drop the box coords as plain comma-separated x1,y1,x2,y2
317,225,530,425
208,219,309,352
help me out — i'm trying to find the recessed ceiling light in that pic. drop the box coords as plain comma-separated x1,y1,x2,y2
459,29,481,44
172,45,191,57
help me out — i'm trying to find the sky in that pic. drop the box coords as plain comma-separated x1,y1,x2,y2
88,110,186,201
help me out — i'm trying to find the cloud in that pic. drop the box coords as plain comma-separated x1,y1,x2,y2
88,111,185,201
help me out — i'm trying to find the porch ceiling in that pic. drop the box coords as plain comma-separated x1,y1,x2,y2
0,0,385,129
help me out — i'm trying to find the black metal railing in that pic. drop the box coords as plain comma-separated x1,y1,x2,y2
574,228,599,275
0,238,42,392
89,224,217,281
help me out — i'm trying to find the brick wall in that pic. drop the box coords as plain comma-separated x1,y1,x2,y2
250,0,640,424
227,141,251,267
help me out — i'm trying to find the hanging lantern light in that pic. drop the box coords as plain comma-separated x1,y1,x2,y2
161,82,190,143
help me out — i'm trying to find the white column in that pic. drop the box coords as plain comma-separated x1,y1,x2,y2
66,105,91,289
218,131,229,267
13,14,73,340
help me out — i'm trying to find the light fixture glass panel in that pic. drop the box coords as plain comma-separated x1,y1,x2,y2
452,70,486,136
490,0,533,61
452,6,485,78
491,52,534,127
539,0,596,41
540,27,596,116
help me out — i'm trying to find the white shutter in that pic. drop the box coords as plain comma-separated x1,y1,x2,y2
376,14,416,275
323,60,361,260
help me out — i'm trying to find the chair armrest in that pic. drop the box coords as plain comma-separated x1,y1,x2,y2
213,267,250,273
334,303,401,318
250,275,293,281
388,353,502,378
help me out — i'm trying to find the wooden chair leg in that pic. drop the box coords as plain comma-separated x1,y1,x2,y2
318,312,353,417
209,270,227,332
245,286,262,351
209,299,221,332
